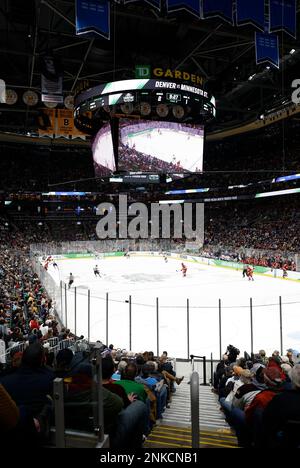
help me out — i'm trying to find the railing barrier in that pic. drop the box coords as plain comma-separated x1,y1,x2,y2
190,371,199,449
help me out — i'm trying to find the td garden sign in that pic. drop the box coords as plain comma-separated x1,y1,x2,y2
135,65,204,86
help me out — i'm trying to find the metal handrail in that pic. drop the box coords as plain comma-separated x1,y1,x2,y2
190,371,199,449
190,354,209,385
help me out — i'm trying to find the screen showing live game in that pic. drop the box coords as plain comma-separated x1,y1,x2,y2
92,124,116,177
92,119,204,177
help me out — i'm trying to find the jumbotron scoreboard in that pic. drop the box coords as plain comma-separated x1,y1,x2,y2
74,78,216,134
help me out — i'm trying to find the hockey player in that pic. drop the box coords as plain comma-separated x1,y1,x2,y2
94,265,101,278
282,265,288,279
247,265,254,281
68,273,74,289
164,255,168,263
52,261,58,269
242,265,248,278
124,251,130,259
181,263,187,277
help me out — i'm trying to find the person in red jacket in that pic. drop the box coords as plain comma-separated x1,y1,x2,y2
245,367,284,436
267,356,286,381
29,316,39,331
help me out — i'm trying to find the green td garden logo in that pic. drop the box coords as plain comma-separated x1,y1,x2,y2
135,66,204,86
135,65,151,79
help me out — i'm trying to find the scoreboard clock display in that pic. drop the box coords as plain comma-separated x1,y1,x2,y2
166,93,182,103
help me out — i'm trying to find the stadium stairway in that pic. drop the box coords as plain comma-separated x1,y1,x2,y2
144,381,238,449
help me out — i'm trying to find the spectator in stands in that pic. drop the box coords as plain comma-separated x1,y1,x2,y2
258,350,268,366
213,354,230,392
102,356,136,407
281,356,293,376
0,383,19,432
286,350,295,367
0,343,54,414
55,348,74,378
0,343,54,445
136,363,168,419
115,362,147,403
261,364,300,447
101,356,149,445
244,367,285,447
267,356,286,381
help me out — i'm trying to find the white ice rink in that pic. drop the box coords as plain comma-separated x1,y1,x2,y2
48,254,300,358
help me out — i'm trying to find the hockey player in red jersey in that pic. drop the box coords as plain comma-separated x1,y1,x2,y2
247,265,254,281
181,263,187,277
44,256,53,270
282,264,288,279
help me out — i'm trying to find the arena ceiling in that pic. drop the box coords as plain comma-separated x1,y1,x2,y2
1,0,300,134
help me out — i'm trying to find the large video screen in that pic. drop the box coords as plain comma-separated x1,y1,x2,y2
93,119,204,177
92,124,116,177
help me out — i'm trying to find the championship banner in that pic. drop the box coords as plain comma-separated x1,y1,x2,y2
236,0,265,31
123,0,161,10
166,0,201,18
38,109,56,138
202,0,234,24
269,0,296,38
56,109,74,138
76,0,110,40
41,55,63,104
255,31,279,68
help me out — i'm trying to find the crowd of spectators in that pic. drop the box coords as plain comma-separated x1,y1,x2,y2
0,214,185,448
0,145,94,191
213,345,300,447
0,117,300,192
0,330,182,448
0,208,300,447
203,198,300,270
205,119,300,177
118,141,184,173
1,196,300,272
